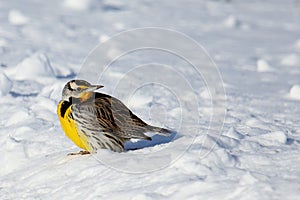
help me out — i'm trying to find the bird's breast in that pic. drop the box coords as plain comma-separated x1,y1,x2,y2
57,100,90,151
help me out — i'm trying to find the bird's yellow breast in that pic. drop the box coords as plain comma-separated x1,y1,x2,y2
57,100,90,152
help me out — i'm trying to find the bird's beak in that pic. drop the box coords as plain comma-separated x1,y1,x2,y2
85,85,104,92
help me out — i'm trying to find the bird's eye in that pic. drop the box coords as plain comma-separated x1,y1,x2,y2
77,87,83,91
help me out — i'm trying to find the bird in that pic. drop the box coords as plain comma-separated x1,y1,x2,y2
57,79,171,154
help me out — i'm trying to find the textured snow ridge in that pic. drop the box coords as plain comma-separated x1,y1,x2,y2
62,0,93,11
0,0,300,199
14,53,55,80
8,9,30,26
289,85,300,100
256,59,273,72
0,70,12,96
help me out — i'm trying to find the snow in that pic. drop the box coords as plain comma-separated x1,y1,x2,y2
256,59,273,72
295,39,300,49
98,34,110,43
248,131,287,147
0,70,12,96
224,15,240,29
8,9,29,26
281,54,300,67
289,85,300,100
13,53,55,81
1,0,300,199
62,0,93,11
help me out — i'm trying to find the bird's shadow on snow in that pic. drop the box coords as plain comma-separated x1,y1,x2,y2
124,131,177,151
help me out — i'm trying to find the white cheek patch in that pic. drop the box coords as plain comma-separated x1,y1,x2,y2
70,81,77,90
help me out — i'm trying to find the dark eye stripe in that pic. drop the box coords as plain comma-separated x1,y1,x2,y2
67,83,75,91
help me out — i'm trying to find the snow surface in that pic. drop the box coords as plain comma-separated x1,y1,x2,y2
1,0,300,199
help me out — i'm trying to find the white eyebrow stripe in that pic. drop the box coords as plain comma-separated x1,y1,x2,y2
70,81,77,89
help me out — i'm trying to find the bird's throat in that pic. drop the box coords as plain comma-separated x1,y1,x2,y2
80,92,93,102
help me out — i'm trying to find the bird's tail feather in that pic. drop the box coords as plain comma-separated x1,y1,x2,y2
148,125,172,136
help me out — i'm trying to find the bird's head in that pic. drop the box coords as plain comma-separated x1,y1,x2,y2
62,79,103,102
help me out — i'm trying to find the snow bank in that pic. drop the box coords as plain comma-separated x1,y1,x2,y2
0,70,12,96
223,14,249,30
62,0,92,11
245,117,270,131
281,54,300,67
256,59,273,72
200,88,211,99
98,34,110,43
6,109,32,126
51,63,74,78
14,53,55,80
289,85,300,100
224,15,240,28
224,127,244,140
0,38,7,47
295,39,300,50
8,9,29,26
39,82,65,101
250,131,287,147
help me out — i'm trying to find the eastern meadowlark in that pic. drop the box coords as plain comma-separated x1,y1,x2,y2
57,79,171,154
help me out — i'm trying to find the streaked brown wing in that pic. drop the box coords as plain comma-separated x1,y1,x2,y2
74,92,151,140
